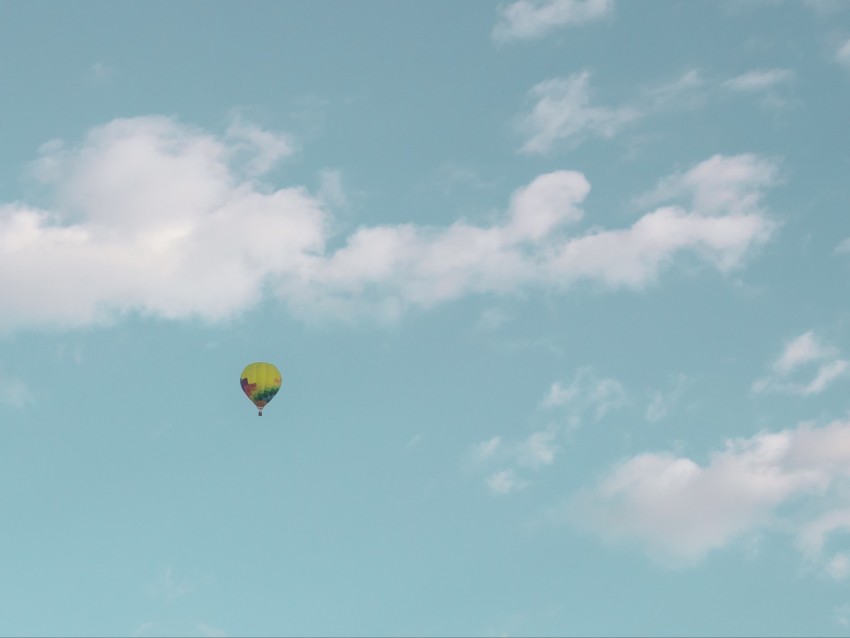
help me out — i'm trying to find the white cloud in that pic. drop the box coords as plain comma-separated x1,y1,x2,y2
724,68,794,91
469,427,559,494
0,118,779,332
721,0,782,15
836,603,850,627
224,118,296,176
516,428,560,468
91,62,115,82
544,367,626,424
645,373,688,423
432,162,496,195
135,621,225,637
0,369,32,409
472,436,504,462
281,154,775,321
487,469,529,494
517,71,640,154
797,508,850,579
467,368,627,495
516,67,792,154
836,38,850,68
753,331,848,396
566,419,850,568
803,360,849,395
471,429,561,469
318,169,348,209
643,69,706,110
195,622,227,638
775,331,836,374
836,237,850,253
827,553,850,581
492,0,613,44
804,0,847,15
475,307,511,331
149,566,191,602
633,153,780,218
543,381,579,408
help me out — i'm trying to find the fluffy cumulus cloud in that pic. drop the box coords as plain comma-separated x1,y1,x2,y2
547,154,778,287
752,330,848,396
565,419,850,569
492,0,613,44
633,152,780,218
2,116,312,331
0,116,780,332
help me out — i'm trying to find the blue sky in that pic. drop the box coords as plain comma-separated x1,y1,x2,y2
1,0,850,635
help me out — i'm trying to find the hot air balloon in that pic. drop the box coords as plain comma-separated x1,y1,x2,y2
240,362,282,416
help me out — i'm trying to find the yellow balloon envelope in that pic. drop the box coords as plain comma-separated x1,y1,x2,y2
240,362,282,416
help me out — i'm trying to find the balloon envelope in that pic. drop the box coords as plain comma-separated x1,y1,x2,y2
240,362,282,415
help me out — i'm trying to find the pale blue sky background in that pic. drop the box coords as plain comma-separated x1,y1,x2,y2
1,1,850,636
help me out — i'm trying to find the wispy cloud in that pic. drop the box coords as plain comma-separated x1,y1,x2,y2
563,419,850,569
475,307,512,332
723,68,794,91
0,117,779,332
56,342,84,364
543,366,626,424
195,622,227,638
224,118,297,176
91,62,115,82
149,566,191,602
468,427,560,495
0,369,32,409
775,330,836,374
516,71,640,154
752,330,848,396
720,0,782,16
492,0,613,44
837,38,850,68
431,162,497,196
134,620,225,637
836,603,850,627
469,367,625,495
798,509,850,580
318,169,348,209
518,67,794,154
517,428,560,468
804,0,848,15
645,373,689,423
487,469,530,494
643,69,706,110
